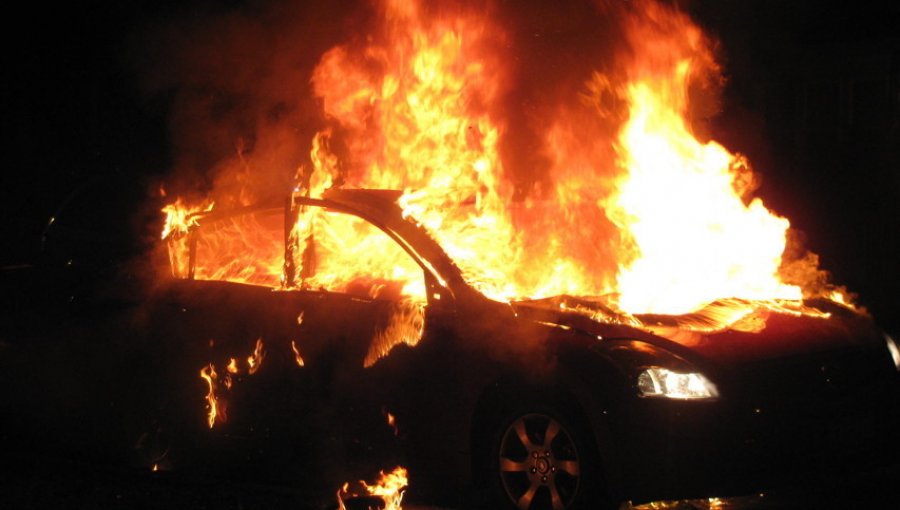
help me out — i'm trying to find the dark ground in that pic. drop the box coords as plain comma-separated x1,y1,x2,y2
2,449,900,509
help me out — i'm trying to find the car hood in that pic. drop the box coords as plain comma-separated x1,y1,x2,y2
511,296,885,367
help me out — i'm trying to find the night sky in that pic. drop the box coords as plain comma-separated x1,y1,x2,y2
2,0,898,331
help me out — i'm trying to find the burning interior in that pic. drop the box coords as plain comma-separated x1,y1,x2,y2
161,0,853,332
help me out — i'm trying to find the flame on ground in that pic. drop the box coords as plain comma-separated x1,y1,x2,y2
337,466,409,510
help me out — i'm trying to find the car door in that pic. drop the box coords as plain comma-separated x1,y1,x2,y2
274,204,431,458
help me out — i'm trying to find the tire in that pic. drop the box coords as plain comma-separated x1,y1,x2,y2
477,396,614,510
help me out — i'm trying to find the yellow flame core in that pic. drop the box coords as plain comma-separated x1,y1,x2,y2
338,466,408,510
199,364,218,429
287,208,426,300
609,79,801,314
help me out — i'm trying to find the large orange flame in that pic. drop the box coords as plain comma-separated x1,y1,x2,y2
161,0,846,325
309,0,522,300
603,1,802,314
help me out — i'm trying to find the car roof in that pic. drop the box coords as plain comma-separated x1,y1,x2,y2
184,187,471,297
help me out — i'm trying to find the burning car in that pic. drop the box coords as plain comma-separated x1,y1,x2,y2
3,1,899,509
144,187,899,509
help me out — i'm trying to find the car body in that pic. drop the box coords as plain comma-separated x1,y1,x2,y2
2,186,899,510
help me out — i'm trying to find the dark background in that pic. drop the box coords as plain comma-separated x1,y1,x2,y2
2,0,898,333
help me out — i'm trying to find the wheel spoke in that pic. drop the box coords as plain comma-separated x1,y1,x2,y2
500,456,530,473
543,418,560,447
516,481,539,510
557,459,580,476
549,481,565,510
514,419,533,449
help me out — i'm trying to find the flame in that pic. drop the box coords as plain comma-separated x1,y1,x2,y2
365,299,425,367
286,206,426,300
161,198,213,240
161,0,848,334
192,210,285,287
337,466,408,510
290,340,306,367
199,364,218,429
247,338,266,375
198,338,268,428
599,1,802,314
161,199,214,278
636,496,747,509
384,408,399,436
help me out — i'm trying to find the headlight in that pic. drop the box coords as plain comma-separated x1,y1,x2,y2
637,367,719,400
885,333,900,371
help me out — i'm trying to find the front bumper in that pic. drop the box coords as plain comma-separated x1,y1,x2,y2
605,373,900,503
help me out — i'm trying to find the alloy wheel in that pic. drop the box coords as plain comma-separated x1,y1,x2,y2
497,412,581,510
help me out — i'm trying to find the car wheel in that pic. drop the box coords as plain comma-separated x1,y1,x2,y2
480,400,612,510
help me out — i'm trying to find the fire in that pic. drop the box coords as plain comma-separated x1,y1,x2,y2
161,0,848,332
365,299,425,368
310,2,518,300
291,340,306,367
247,338,265,375
337,466,409,510
285,205,426,299
384,408,399,436
199,363,219,429
601,2,802,314
161,198,214,279
197,338,268,428
192,210,285,287
161,198,213,240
